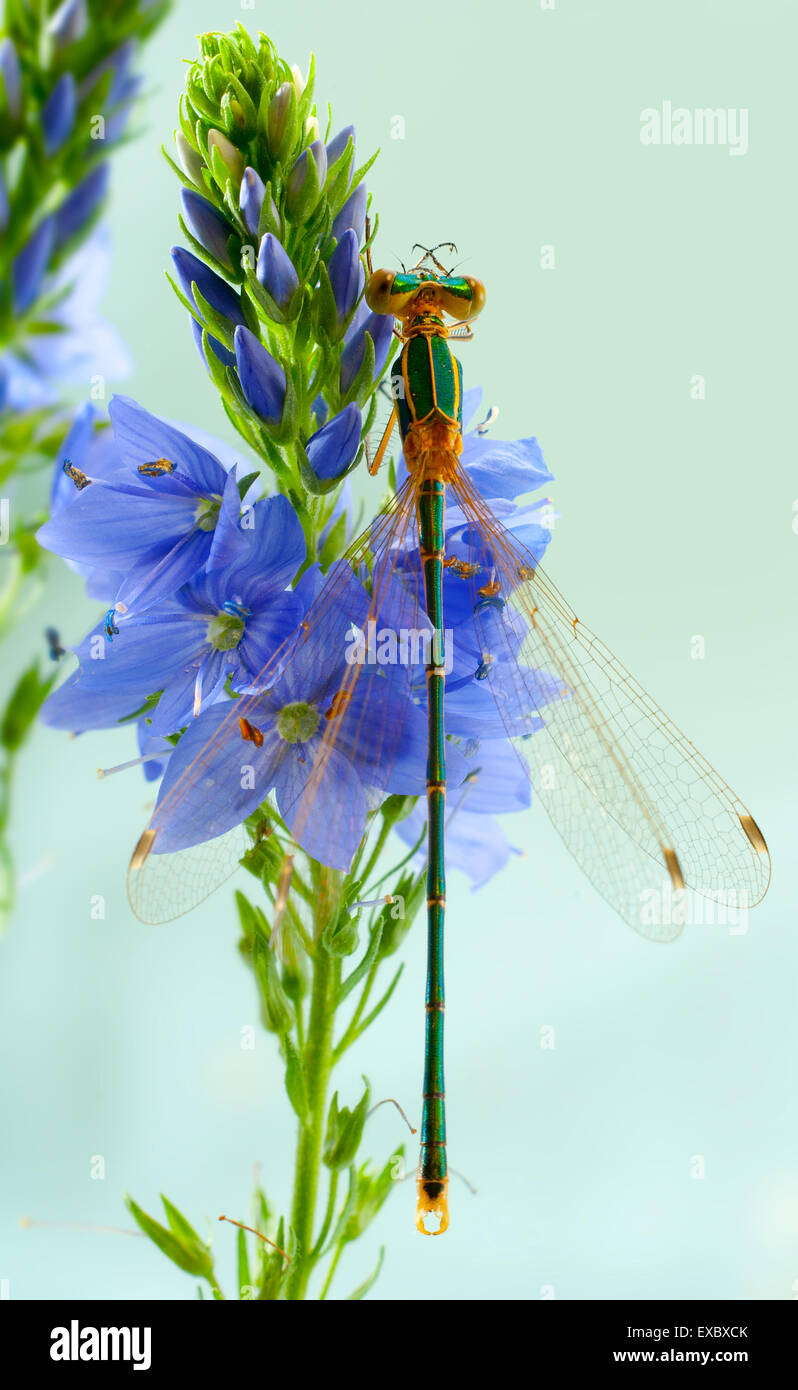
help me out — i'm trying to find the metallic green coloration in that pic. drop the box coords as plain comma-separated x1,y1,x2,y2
391,336,463,441
417,479,448,1195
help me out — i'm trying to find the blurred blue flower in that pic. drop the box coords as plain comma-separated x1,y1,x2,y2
56,163,110,244
0,37,22,122
2,226,131,410
48,0,89,50
13,216,56,315
234,326,286,424
43,72,77,156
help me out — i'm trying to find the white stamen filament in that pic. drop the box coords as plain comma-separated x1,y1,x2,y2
97,753,165,779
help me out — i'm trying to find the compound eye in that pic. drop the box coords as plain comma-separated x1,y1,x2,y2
462,276,486,321
365,269,396,315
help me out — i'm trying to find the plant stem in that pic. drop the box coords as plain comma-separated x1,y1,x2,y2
284,944,337,1299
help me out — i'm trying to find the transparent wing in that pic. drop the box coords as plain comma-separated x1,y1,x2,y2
446,467,770,939
365,381,401,477
127,477,424,924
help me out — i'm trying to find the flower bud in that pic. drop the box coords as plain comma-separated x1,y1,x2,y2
266,80,294,160
234,326,287,425
328,228,363,326
285,140,327,221
256,233,299,314
339,308,394,396
239,166,265,236
325,124,355,176
176,131,205,187
291,63,305,99
43,73,77,157
180,189,235,271
376,870,426,959
254,938,293,1035
331,182,367,245
208,127,244,184
300,403,362,493
323,1081,370,1170
47,0,88,50
191,315,234,370
171,247,246,336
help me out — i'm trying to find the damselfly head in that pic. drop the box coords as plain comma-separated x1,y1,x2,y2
366,267,485,326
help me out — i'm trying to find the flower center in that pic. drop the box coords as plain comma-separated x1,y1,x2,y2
207,602,249,652
195,495,222,532
276,701,320,743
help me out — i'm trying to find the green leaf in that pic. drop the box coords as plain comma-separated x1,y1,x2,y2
125,1195,214,1281
0,662,56,752
338,922,383,1004
347,1245,385,1300
283,1035,309,1123
160,1195,204,1247
237,1227,251,1299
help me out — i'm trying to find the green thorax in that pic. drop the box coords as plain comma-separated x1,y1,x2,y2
391,335,463,443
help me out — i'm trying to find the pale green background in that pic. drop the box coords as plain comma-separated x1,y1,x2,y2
2,0,796,1302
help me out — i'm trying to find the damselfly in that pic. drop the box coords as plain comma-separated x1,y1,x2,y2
128,244,770,1236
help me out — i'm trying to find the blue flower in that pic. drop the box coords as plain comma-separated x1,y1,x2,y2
145,564,452,868
181,189,235,271
302,403,362,489
234,326,286,424
171,246,245,365
328,228,363,326
331,183,367,245
44,494,305,738
339,305,394,394
37,395,252,613
43,73,77,156
256,233,299,313
325,125,355,174
396,739,529,888
285,140,327,219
